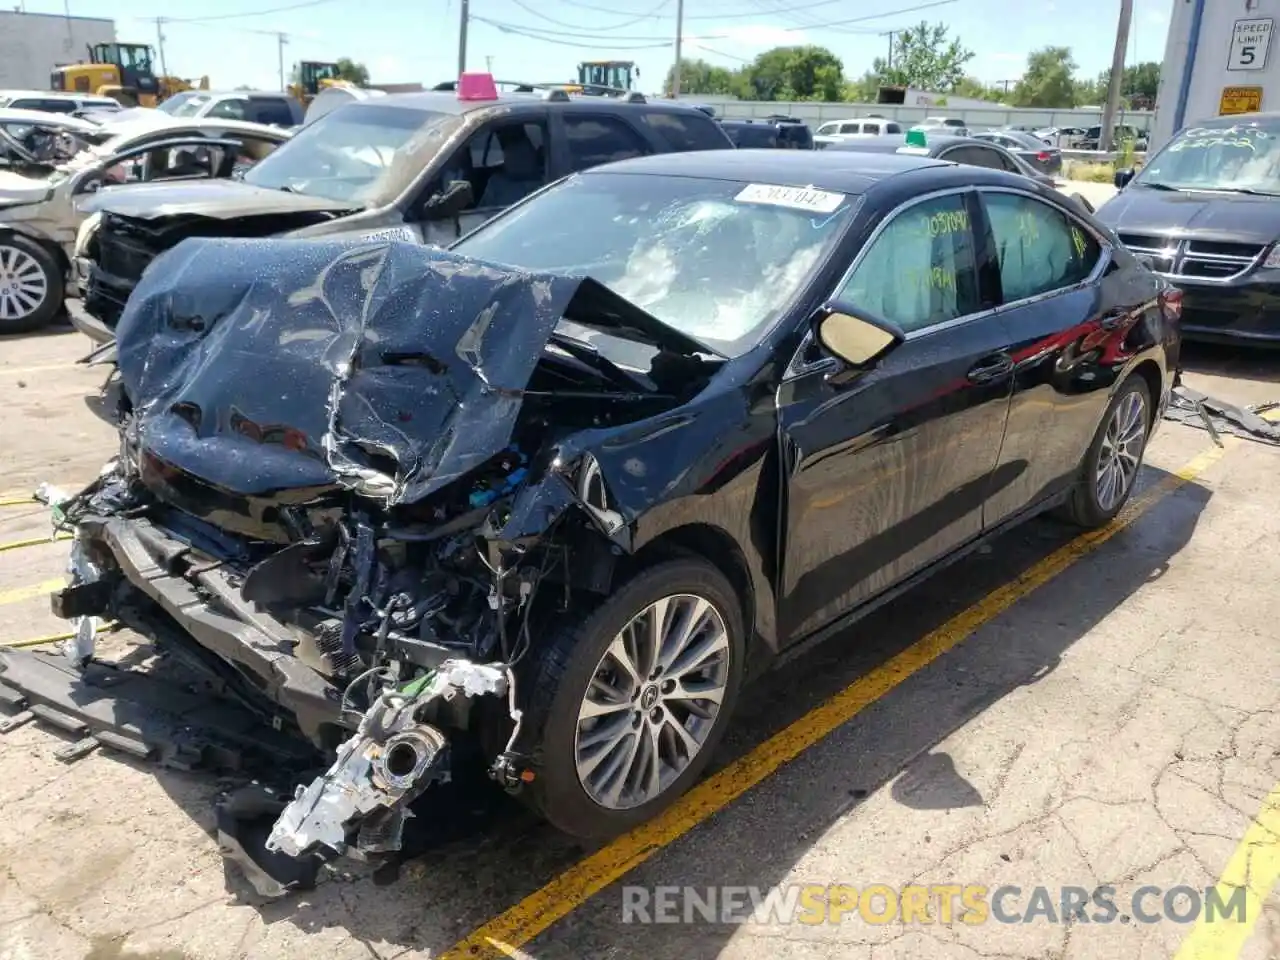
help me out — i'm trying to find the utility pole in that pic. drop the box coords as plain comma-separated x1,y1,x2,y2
457,0,469,78
277,33,288,92
485,55,493,73
155,17,169,80
885,30,896,70
671,0,685,97
1100,0,1134,153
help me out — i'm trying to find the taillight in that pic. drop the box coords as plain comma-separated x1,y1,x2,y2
1159,288,1183,321
1037,151,1050,162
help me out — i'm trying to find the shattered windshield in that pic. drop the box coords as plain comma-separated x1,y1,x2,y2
452,172,859,357
243,102,460,205
1136,120,1280,194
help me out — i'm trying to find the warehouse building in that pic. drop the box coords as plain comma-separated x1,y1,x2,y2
0,10,116,90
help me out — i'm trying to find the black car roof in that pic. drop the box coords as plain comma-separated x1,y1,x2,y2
368,89,715,118
582,148,965,195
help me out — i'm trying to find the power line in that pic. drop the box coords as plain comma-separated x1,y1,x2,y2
473,18,675,48
164,0,342,24
475,0,957,44
508,0,672,30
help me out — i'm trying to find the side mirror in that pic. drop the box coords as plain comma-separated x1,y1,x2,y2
423,179,474,220
1114,168,1135,190
814,306,904,380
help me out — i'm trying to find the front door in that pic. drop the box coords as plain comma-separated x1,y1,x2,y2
417,116,552,247
776,189,1016,643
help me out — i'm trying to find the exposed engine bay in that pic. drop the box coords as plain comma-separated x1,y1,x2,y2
38,236,722,896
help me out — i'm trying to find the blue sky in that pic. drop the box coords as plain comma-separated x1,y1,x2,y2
24,0,1174,93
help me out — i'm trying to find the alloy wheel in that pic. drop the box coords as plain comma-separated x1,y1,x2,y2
1096,390,1148,512
574,593,731,810
0,244,48,323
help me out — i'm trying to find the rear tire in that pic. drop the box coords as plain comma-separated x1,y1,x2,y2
1058,376,1152,528
523,557,745,840
0,235,63,335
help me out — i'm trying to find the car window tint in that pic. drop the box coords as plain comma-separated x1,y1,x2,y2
983,193,1101,302
639,110,728,151
250,98,294,127
836,194,981,333
840,122,861,133
948,146,1005,170
564,115,650,171
206,98,247,120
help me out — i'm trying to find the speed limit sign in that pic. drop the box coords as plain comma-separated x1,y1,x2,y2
1229,18,1273,71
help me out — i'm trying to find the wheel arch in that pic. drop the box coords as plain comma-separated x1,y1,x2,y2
627,522,769,674
0,226,68,274
1127,357,1164,429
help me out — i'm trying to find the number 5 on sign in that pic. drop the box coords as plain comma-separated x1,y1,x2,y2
1229,18,1273,71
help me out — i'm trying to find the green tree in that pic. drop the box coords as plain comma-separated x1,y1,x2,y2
872,21,974,92
665,58,737,96
335,57,370,86
952,76,1005,102
844,71,880,102
740,45,845,101
1011,46,1078,107
1085,61,1159,107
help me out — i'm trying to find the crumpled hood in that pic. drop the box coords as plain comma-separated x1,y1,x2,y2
116,236,701,506
82,178,357,220
1097,186,1280,246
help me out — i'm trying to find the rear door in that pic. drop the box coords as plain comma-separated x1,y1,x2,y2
973,187,1127,528
776,188,1015,642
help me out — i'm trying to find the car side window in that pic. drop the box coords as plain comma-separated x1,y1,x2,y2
249,98,294,127
982,192,1102,303
943,146,1004,171
206,98,247,120
563,115,651,172
433,120,549,213
886,122,902,134
835,194,981,333
638,110,729,150
839,122,861,134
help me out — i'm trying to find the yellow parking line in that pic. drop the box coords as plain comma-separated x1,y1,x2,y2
1172,780,1280,960
0,496,34,508
0,532,72,554
0,578,63,607
439,442,1231,960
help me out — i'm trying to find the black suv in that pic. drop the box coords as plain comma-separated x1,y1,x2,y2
75,85,735,343
718,116,815,149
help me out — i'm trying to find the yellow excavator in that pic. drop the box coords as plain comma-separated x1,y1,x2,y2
566,60,638,95
289,61,346,106
50,42,208,107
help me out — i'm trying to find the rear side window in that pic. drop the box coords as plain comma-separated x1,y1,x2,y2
982,193,1101,303
249,97,295,127
886,122,902,134
836,194,980,333
839,122,862,134
206,98,247,120
723,124,778,148
639,110,730,151
563,115,651,171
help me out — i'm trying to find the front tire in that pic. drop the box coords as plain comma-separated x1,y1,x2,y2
0,235,62,335
525,557,745,839
1060,376,1152,528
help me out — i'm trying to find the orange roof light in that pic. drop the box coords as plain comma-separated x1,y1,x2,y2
458,72,499,101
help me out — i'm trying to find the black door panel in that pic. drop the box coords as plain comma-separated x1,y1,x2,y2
776,318,1015,643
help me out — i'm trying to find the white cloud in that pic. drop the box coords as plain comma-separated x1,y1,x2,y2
715,24,806,48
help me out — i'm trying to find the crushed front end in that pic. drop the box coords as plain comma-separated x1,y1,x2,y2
18,235,716,896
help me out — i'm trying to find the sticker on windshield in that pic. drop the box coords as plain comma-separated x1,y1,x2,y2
734,183,845,213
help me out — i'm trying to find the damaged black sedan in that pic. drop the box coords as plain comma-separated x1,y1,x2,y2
11,150,1180,893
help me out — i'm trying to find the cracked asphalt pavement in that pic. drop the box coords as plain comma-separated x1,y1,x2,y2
0,325,1277,960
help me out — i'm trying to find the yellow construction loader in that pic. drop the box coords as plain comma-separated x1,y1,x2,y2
50,42,208,107
289,61,345,106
